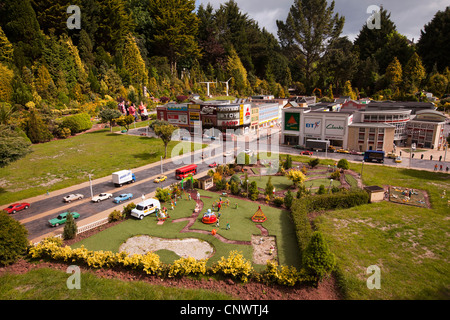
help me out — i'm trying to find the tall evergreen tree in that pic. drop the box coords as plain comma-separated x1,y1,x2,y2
277,0,344,90
417,6,450,73
385,57,403,89
121,33,148,92
404,52,426,92
0,26,14,65
148,0,201,75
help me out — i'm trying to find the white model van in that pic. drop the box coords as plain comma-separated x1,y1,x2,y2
131,198,161,220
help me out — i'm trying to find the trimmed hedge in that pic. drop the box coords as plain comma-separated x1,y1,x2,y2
291,190,369,265
61,113,93,135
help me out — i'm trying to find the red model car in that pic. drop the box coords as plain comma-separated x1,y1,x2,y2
300,151,313,156
3,203,30,214
209,162,218,168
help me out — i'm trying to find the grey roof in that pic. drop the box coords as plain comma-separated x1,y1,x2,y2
349,122,395,128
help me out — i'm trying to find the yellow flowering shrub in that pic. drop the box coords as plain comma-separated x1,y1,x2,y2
168,256,207,277
141,252,162,275
211,250,253,283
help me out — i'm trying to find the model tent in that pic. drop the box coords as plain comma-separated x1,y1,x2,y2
251,206,267,223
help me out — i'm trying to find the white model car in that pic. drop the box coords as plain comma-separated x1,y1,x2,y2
224,150,234,157
63,194,84,203
91,193,113,203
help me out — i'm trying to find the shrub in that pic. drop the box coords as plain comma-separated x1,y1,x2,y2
168,257,207,277
108,209,123,222
0,212,29,265
330,169,340,180
273,197,284,207
63,213,77,240
308,158,320,168
248,181,259,201
337,158,349,170
61,113,92,134
284,190,294,209
122,203,136,218
317,184,326,194
155,188,171,202
212,250,253,283
302,231,336,283
58,127,71,139
230,180,240,195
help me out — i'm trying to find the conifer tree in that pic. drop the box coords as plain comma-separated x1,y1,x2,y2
303,231,336,282
122,34,149,91
0,63,14,102
404,52,426,92
0,26,14,65
148,0,201,75
385,57,403,89
227,47,250,95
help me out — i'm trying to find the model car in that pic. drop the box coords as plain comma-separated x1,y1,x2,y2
300,151,313,155
209,162,218,168
336,149,349,153
3,203,30,214
395,156,402,163
48,212,80,227
63,194,84,203
113,193,133,203
386,152,398,159
224,151,234,157
91,193,113,203
154,175,167,183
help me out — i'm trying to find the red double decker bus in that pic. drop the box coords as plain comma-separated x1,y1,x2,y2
175,164,197,179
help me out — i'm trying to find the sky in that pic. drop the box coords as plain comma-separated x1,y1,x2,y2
195,0,450,43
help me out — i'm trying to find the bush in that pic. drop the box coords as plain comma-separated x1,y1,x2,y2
63,213,77,240
0,212,28,265
248,181,259,201
330,170,340,180
308,158,320,168
273,197,284,207
122,203,136,218
211,250,253,283
108,209,123,222
230,180,240,195
284,190,294,209
155,188,171,202
168,257,207,277
337,158,349,170
302,231,336,283
61,113,92,134
317,184,326,194
58,127,71,139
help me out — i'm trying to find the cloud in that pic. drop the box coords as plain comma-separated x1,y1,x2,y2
196,0,449,42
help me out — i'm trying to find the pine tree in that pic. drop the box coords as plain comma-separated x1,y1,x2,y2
0,26,14,65
148,0,201,75
303,231,336,282
342,80,356,100
63,212,77,240
277,0,344,90
404,52,426,92
122,33,149,91
34,64,56,100
385,57,403,89
0,63,14,102
227,47,250,95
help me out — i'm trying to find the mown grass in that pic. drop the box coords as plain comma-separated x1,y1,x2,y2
0,128,203,206
72,189,301,270
315,164,450,300
0,268,233,300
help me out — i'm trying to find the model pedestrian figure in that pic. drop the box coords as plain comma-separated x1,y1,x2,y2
434,164,438,171
430,155,433,161
421,154,424,159
226,222,230,230
217,202,221,212
446,166,449,173
439,155,442,161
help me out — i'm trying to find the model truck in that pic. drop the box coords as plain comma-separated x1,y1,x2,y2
112,170,136,187
363,150,385,163
306,139,330,151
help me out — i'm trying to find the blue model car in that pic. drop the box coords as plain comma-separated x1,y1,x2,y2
113,193,133,203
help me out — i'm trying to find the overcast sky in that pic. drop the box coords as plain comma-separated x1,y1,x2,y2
196,0,450,43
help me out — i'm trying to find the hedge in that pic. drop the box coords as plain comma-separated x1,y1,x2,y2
61,113,93,134
291,190,369,265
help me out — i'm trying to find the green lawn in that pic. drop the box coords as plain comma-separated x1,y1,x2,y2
0,128,203,205
315,164,450,300
0,267,233,300
72,189,301,270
